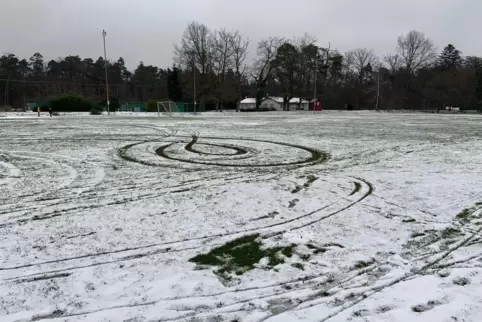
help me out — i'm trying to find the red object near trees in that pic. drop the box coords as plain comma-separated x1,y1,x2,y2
314,101,322,111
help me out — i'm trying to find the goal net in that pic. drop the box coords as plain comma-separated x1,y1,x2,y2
156,101,183,117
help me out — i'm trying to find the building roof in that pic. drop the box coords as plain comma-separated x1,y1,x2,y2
240,98,256,104
267,96,284,103
289,97,309,104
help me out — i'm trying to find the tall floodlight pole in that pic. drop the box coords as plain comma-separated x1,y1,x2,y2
313,51,318,99
102,30,110,116
376,65,380,110
193,55,196,114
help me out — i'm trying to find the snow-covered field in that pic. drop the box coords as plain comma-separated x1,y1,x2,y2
1,111,482,322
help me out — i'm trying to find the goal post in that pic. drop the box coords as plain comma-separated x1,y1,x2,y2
156,101,184,117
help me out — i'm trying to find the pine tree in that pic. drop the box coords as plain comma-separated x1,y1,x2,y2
476,69,482,112
167,66,183,101
438,44,462,70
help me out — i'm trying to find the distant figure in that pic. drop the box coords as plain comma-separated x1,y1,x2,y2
48,108,53,117
37,107,40,117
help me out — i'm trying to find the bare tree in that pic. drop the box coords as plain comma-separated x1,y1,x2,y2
343,51,355,86
396,30,436,74
230,32,250,110
384,53,401,73
174,21,213,109
210,29,236,110
348,48,377,83
174,21,211,73
211,29,235,75
251,37,283,109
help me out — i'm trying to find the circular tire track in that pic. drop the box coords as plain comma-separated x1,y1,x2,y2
119,134,329,169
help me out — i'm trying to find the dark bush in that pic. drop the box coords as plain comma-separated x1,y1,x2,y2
146,99,158,112
90,104,104,115
98,97,120,112
49,93,93,112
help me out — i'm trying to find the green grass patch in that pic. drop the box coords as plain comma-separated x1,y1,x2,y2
300,254,311,261
306,243,318,250
292,263,305,270
353,259,375,270
411,232,425,238
456,208,473,222
189,234,296,276
403,218,416,223
292,175,318,193
441,227,461,239
303,175,318,188
306,243,327,255
291,185,303,194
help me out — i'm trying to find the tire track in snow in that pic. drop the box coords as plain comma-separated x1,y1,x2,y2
120,134,329,169
256,208,482,322
0,177,373,286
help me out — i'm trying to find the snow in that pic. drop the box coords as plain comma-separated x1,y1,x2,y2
1,111,482,321
289,98,309,104
268,97,284,104
240,98,257,104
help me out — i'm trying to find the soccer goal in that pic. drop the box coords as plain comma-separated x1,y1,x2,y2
156,101,183,117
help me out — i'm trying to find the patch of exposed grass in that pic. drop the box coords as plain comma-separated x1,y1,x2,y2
306,243,327,255
32,310,65,321
304,175,318,188
292,263,304,270
354,259,375,270
288,199,299,208
189,234,295,276
353,309,369,317
456,208,473,222
453,276,470,286
476,202,482,206
441,227,461,239
281,245,295,258
292,175,318,193
403,218,416,223
314,248,327,254
291,186,302,194
412,304,427,313
377,305,393,313
411,232,426,238
300,254,311,261
306,243,318,250
412,300,442,313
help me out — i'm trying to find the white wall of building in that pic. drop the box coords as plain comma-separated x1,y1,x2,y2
260,98,282,111
239,98,257,111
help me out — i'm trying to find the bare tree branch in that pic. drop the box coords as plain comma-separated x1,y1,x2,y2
384,53,401,72
174,21,211,74
347,48,377,82
396,30,436,74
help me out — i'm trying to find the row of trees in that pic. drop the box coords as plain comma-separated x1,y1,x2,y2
1,22,482,111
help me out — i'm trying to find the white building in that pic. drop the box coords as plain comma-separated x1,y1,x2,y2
260,97,283,111
239,98,257,111
239,96,309,111
289,97,309,110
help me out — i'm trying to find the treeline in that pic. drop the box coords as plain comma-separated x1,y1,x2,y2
1,21,482,111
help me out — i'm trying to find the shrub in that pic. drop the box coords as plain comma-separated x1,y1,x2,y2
98,97,120,112
146,99,158,112
90,104,104,115
49,93,94,112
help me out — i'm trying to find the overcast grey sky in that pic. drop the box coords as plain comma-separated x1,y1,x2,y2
1,0,481,69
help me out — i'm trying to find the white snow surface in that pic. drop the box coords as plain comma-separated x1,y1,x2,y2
1,111,482,322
